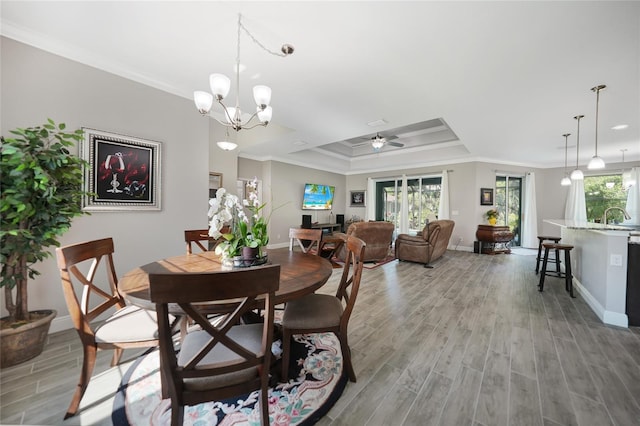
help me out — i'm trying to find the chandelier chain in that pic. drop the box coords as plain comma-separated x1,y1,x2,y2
239,16,290,58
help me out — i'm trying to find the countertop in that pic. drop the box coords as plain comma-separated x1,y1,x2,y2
545,219,640,233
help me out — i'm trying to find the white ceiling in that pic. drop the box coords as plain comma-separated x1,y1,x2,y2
2,1,639,175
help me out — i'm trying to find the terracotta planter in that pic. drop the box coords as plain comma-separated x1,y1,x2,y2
0,309,56,368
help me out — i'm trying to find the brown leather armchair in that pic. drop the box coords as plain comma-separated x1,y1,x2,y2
335,221,394,262
395,220,455,267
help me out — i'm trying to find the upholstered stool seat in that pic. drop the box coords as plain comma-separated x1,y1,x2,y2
538,243,575,298
535,235,561,274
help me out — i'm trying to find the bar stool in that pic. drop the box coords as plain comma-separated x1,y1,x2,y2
538,243,575,298
535,235,561,274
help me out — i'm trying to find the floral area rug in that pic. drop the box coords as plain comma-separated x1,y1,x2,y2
112,332,346,425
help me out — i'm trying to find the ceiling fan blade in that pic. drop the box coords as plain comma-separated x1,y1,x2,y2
387,141,404,147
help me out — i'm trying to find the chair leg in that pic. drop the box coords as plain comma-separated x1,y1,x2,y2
171,399,183,426
339,332,356,382
281,328,291,382
260,375,270,426
535,240,543,274
111,347,123,366
65,344,97,419
565,250,575,298
538,247,550,292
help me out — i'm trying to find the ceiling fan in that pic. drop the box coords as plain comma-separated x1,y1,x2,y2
349,132,404,151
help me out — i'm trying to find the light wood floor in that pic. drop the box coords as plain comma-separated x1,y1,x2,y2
2,250,639,425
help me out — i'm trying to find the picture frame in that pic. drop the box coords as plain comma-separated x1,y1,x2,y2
81,128,161,211
209,172,223,198
480,188,494,206
350,190,366,207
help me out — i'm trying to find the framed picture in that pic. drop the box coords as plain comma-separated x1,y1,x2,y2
209,172,223,198
480,188,494,206
81,128,161,211
350,190,366,207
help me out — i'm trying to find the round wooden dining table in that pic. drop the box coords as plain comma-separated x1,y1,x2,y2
118,248,333,311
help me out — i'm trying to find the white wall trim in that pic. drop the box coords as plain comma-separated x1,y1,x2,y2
573,276,628,328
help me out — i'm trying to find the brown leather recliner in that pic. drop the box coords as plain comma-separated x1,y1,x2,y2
395,220,455,267
335,221,394,262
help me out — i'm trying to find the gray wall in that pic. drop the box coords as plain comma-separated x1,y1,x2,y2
1,37,210,331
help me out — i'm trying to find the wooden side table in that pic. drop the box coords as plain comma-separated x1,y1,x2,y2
475,225,514,255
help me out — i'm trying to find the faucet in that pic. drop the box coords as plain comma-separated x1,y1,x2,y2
602,207,632,225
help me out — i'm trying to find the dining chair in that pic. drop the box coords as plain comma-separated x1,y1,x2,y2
184,226,229,254
280,235,366,383
56,237,170,419
149,264,280,426
288,227,323,254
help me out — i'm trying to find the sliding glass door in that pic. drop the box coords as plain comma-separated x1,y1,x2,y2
375,176,442,235
495,175,522,246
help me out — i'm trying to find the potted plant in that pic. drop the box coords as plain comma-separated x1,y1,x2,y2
485,208,499,225
0,119,89,368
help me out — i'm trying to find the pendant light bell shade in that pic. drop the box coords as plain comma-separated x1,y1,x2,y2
570,169,584,180
587,84,606,170
587,156,605,169
253,85,272,109
216,141,238,151
561,176,572,186
571,115,585,180
194,91,214,114
209,74,231,100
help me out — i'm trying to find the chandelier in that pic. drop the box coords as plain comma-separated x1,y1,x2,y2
193,14,294,150
587,84,606,169
570,115,584,180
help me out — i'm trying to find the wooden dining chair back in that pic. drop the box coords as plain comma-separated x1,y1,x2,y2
281,235,366,382
56,237,164,419
288,227,323,254
149,264,281,426
184,227,229,254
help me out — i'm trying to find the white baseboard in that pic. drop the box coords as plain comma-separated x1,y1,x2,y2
573,277,628,328
50,314,74,333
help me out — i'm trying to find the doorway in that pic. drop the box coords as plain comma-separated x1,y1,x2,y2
495,175,522,246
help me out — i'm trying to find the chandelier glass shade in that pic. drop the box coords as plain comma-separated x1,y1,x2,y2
194,14,293,150
570,115,584,180
561,133,572,186
587,84,606,170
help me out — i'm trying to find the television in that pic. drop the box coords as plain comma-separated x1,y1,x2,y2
302,183,335,210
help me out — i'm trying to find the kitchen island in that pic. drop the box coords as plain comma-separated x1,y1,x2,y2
544,219,638,327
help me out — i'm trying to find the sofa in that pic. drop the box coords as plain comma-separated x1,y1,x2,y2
335,221,395,263
395,220,455,267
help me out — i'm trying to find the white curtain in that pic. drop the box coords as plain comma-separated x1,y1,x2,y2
400,175,409,233
564,179,587,222
521,172,538,248
438,170,450,220
366,178,375,221
624,167,640,225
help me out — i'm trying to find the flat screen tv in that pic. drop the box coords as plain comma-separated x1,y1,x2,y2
302,183,335,210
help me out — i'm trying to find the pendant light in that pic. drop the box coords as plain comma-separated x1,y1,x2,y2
561,133,572,186
587,84,606,169
570,115,584,180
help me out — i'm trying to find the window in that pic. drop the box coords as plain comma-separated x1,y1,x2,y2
375,176,441,234
585,174,628,223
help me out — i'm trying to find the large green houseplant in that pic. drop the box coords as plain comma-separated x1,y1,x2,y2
0,119,89,367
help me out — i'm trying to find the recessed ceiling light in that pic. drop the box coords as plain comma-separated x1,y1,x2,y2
293,140,307,146
367,119,387,127
612,124,628,130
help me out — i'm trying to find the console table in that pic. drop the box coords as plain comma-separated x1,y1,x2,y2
475,225,514,255
308,223,342,234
